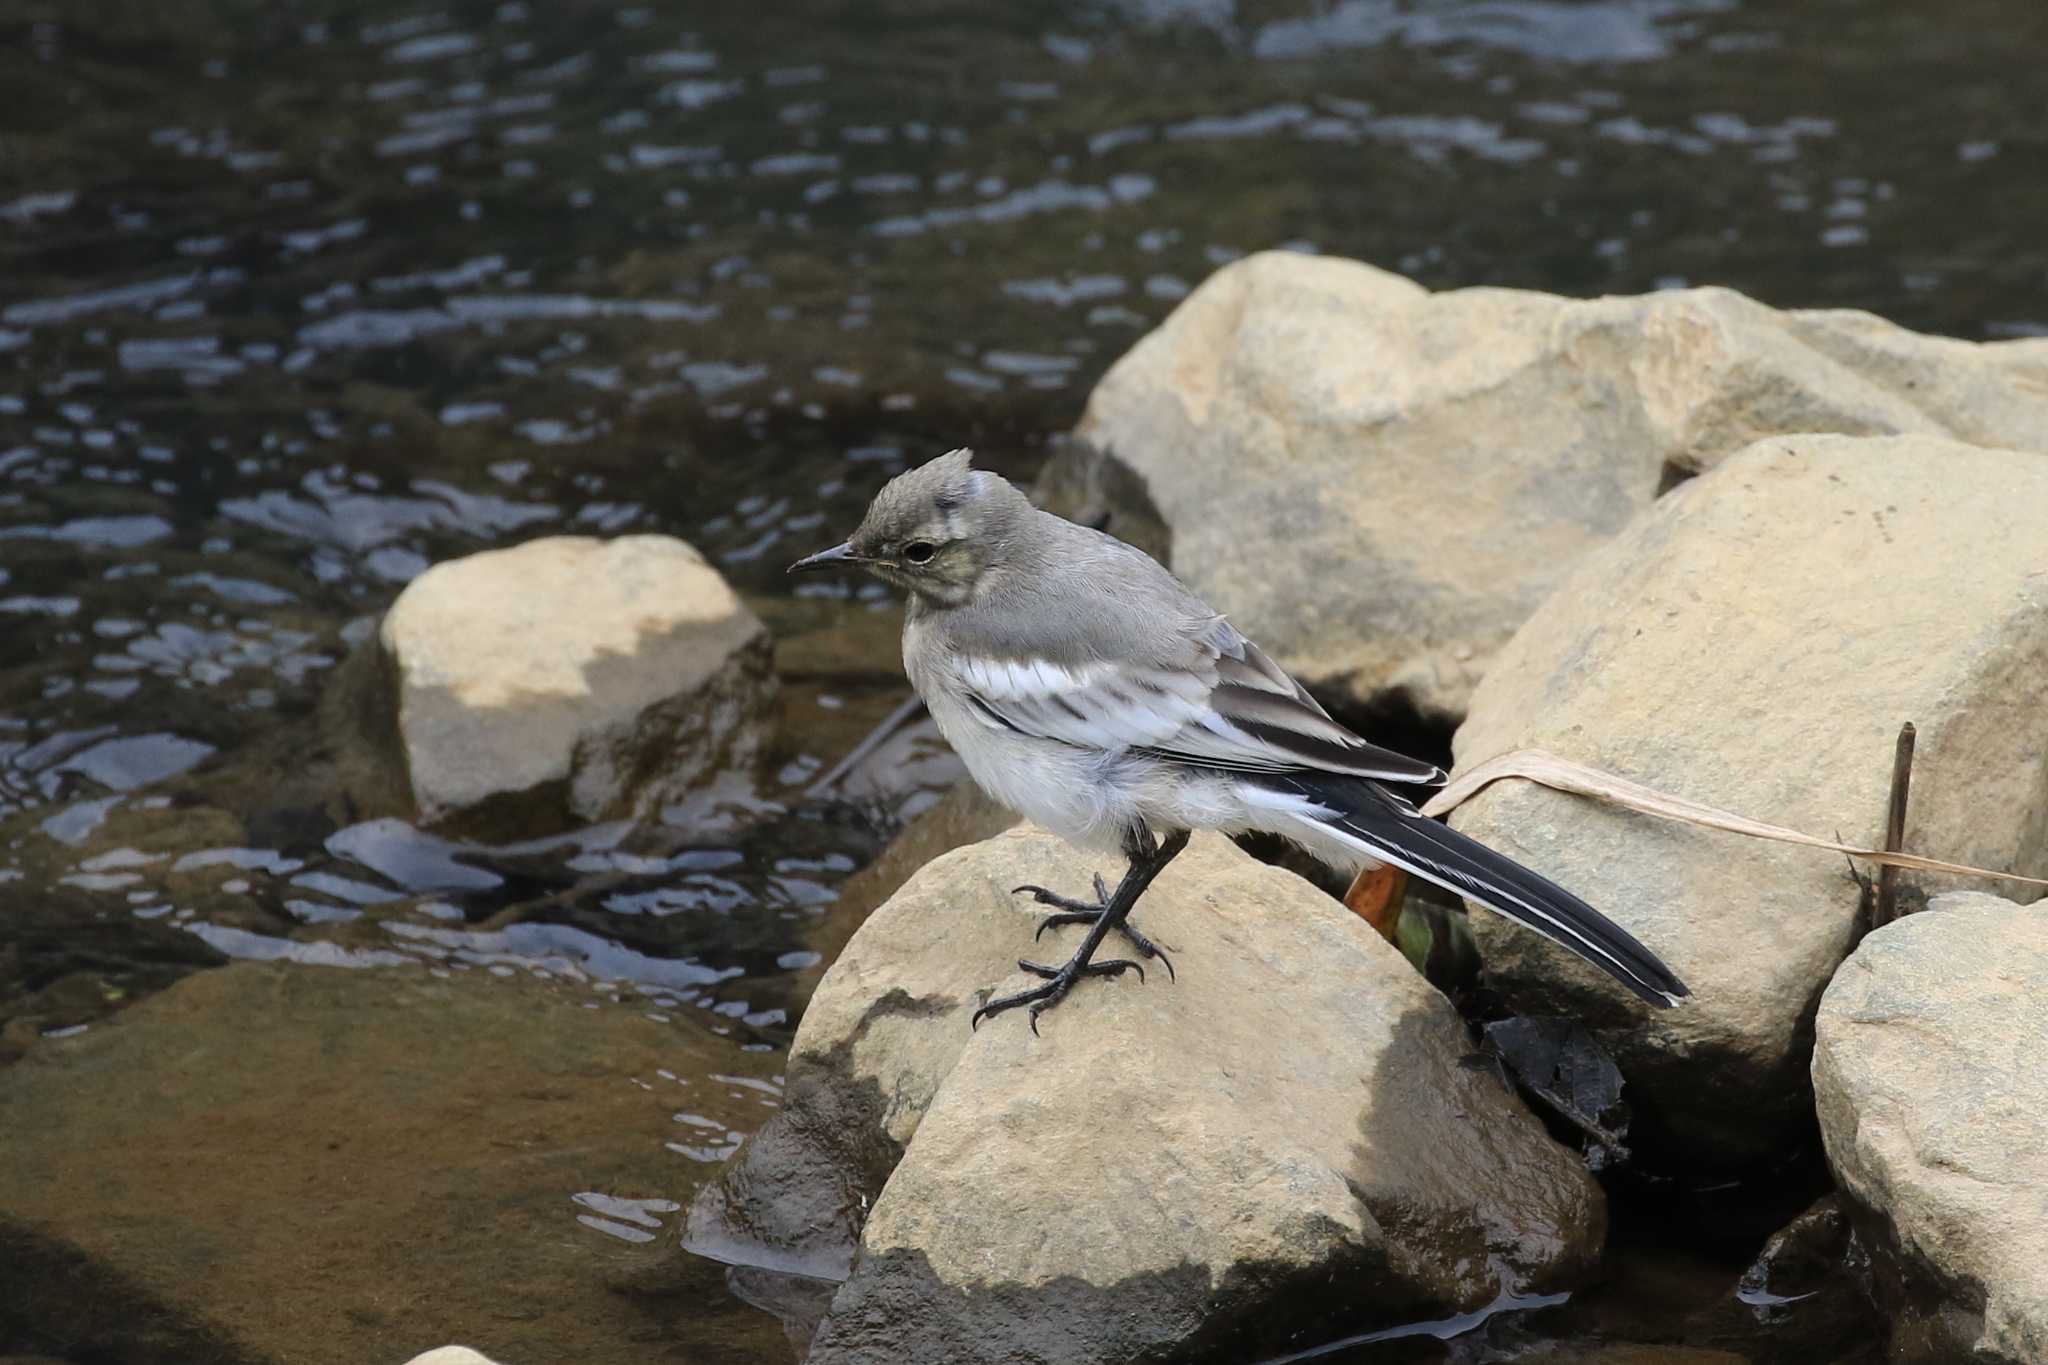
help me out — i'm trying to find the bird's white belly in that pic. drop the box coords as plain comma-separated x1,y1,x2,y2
920,683,1271,854
921,687,1128,848
904,612,1276,852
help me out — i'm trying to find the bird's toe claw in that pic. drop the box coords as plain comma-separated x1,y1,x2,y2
1011,882,1102,916
1032,911,1095,941
970,952,1148,1032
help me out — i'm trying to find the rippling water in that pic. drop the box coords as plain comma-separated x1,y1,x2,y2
2,0,2040,1358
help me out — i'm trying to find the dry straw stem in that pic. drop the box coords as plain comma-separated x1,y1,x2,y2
1422,748,2048,890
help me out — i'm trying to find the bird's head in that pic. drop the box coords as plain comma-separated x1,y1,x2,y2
788,447,1028,606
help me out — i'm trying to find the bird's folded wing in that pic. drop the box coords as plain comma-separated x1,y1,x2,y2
953,628,1445,786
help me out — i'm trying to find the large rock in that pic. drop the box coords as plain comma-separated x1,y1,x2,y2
0,960,790,1365
778,781,1020,1013
376,534,772,832
1813,892,2048,1365
1448,434,2048,1166
691,826,1605,1363
1072,252,2048,722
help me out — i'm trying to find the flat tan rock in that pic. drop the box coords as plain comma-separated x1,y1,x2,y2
695,826,1604,1363
377,534,772,831
1073,252,2048,721
1814,892,2048,1365
1449,434,2048,1164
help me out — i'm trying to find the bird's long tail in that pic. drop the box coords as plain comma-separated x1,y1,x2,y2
1252,774,1689,1008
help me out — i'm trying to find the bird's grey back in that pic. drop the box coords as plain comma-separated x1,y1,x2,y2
920,503,1221,671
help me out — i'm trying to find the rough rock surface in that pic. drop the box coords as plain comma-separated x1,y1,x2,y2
0,960,788,1365
693,826,1605,1363
1072,251,2048,721
377,534,772,831
1448,434,2048,1165
1813,892,2048,1365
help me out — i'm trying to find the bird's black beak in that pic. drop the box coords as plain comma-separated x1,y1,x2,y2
787,540,861,574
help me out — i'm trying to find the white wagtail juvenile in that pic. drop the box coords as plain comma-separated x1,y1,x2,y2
791,449,1689,1031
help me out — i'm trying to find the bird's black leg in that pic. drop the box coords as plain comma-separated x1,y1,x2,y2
1011,825,1182,978
1014,872,1176,981
975,827,1191,1034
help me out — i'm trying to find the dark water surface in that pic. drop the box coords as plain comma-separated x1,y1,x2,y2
2,0,2040,1359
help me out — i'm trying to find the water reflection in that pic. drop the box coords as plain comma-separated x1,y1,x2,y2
1251,0,1737,64
574,1190,683,1243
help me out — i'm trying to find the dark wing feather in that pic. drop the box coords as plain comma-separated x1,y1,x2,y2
1146,625,1445,786
952,618,1446,787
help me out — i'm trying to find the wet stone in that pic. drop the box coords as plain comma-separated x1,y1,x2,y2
756,594,908,681
1725,1194,1880,1364
1505,1346,1750,1365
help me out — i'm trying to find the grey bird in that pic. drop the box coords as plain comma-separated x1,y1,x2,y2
790,448,1688,1031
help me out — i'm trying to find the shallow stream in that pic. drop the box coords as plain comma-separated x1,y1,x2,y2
3,0,2043,1360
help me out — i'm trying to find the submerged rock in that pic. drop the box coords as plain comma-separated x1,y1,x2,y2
1071,252,2048,722
1726,1195,1879,1363
1448,434,2048,1166
371,534,773,834
1813,892,2048,1365
691,826,1605,1363
0,960,788,1365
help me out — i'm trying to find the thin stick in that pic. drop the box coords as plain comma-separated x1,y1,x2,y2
1873,722,1917,926
806,693,929,798
479,694,932,931
1422,747,2048,889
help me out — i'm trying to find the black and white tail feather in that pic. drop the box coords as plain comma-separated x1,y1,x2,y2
1260,772,1689,1009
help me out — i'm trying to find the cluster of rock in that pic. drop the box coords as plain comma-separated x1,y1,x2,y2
1067,252,2048,724
288,249,2048,1359
702,254,2048,1361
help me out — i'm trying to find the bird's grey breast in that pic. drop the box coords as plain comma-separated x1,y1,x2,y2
905,604,1121,844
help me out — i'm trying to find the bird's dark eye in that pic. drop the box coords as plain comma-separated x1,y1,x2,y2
902,541,936,564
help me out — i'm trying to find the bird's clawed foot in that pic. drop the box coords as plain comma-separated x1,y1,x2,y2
970,954,1144,1035
1013,877,1176,982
